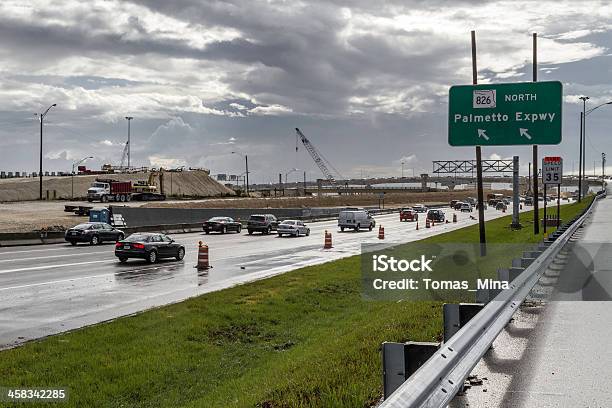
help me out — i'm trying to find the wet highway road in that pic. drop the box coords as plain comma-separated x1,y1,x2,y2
0,205,535,349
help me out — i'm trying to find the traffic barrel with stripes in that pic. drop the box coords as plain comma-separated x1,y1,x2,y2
196,241,210,269
378,225,385,240
324,230,333,249
426,218,430,228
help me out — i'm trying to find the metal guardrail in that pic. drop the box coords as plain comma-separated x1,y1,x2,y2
380,192,603,408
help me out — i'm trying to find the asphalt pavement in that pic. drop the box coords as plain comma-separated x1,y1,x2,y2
0,204,537,349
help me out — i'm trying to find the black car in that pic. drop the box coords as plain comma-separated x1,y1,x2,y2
247,214,279,234
115,233,185,264
495,202,508,211
203,217,242,234
426,209,445,222
65,222,124,246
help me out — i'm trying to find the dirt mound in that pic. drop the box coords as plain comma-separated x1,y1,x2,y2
0,170,234,202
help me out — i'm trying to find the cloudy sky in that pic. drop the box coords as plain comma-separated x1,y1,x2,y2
0,0,611,184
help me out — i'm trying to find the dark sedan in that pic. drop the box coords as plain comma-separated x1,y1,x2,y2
115,233,185,263
65,222,124,246
426,209,446,223
203,217,242,234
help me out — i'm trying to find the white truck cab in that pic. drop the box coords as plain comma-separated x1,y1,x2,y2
87,182,111,202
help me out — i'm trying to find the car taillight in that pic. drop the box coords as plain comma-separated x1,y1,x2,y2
132,243,145,249
115,242,122,248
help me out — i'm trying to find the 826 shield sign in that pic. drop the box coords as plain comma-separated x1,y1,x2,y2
542,156,563,185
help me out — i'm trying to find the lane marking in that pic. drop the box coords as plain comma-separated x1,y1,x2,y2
0,260,109,275
0,252,103,264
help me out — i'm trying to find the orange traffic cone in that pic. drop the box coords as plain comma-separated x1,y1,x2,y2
324,230,333,249
196,241,210,269
378,225,385,240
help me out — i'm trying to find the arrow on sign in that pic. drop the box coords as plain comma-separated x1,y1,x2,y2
477,129,489,141
519,128,532,140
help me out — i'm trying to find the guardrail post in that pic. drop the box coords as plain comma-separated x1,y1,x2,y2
513,256,535,269
382,341,440,399
443,303,484,343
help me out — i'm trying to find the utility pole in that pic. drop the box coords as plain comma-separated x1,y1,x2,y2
401,161,405,179
38,103,57,200
125,116,133,169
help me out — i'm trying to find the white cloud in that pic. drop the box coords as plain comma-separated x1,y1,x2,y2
147,155,187,168
248,104,293,116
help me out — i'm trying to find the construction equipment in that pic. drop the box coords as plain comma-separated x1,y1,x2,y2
132,170,164,194
295,128,343,188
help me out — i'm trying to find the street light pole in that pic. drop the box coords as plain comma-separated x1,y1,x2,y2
231,151,249,196
245,155,249,196
38,103,57,200
578,110,584,202
580,99,612,199
125,116,133,169
72,156,93,199
603,153,607,192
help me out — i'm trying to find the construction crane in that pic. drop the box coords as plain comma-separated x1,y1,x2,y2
295,128,343,188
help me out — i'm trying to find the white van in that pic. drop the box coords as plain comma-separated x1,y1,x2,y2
338,210,376,232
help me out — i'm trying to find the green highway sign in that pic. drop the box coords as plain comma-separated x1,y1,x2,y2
448,81,562,146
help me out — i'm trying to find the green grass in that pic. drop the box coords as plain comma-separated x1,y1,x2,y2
0,198,592,408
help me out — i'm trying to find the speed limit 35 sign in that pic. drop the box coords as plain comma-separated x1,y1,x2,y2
542,156,563,185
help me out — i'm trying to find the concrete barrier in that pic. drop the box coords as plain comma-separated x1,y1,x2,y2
109,205,434,229
0,203,447,247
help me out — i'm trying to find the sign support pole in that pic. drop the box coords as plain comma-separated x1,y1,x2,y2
471,30,486,256
543,183,547,234
532,33,540,235
533,146,539,234
512,155,520,228
557,184,561,228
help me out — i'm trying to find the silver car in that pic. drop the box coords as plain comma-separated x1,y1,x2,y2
277,220,310,237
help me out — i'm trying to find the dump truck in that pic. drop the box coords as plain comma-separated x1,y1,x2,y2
87,177,166,202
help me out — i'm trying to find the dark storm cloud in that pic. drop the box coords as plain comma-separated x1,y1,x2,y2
0,0,611,181
0,17,207,60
